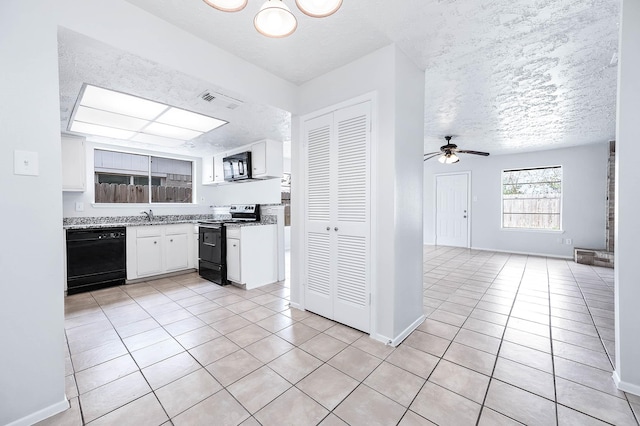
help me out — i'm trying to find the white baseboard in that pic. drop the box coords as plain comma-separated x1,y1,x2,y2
389,315,426,347
289,301,303,310
471,246,573,260
370,315,426,347
6,398,69,426
613,370,640,396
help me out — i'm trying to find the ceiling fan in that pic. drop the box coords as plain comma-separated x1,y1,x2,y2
424,136,490,164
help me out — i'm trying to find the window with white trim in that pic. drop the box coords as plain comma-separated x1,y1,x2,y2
94,149,193,204
502,166,562,230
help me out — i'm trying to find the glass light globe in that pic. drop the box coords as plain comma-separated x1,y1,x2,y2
295,0,342,17
254,0,298,38
202,0,248,12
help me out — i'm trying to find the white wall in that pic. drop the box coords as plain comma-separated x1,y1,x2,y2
614,0,640,396
293,45,424,342
424,143,608,258
201,179,282,206
1,0,297,423
0,2,67,425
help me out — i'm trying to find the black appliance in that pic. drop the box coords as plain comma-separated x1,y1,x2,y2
198,204,260,285
223,151,252,181
66,227,126,295
198,223,227,286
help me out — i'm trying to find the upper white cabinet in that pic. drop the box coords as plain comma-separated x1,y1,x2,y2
251,139,283,179
61,134,86,192
202,154,226,185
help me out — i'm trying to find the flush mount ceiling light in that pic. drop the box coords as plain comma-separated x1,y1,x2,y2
68,84,228,146
203,0,342,38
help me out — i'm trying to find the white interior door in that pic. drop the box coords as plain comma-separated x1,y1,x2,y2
436,173,469,247
304,112,334,318
333,102,371,333
303,102,371,333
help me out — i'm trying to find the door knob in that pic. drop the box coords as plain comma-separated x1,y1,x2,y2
463,215,467,218
334,227,339,231
326,227,330,231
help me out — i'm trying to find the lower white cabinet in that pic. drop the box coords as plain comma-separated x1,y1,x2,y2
127,224,194,280
225,224,277,289
226,238,241,283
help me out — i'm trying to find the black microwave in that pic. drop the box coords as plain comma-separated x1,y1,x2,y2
223,151,252,182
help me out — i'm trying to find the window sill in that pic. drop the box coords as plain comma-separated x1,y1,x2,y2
91,203,197,208
501,228,564,234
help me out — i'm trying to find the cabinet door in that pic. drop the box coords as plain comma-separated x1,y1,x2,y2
136,236,163,277
202,155,214,184
251,141,267,176
61,135,86,191
165,233,189,271
226,238,241,283
213,155,225,182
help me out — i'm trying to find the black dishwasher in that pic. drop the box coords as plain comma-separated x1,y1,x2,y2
66,227,126,295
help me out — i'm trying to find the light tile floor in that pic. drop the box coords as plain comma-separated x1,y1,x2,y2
40,246,640,425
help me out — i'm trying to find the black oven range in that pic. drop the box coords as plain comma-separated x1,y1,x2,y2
198,204,260,285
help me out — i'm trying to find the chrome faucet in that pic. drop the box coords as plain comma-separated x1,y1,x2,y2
140,209,154,221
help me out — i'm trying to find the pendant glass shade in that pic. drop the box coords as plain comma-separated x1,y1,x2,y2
438,153,460,164
202,0,248,12
254,0,298,38
295,0,342,17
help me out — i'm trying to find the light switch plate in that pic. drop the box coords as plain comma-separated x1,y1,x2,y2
75,202,84,212
14,150,39,176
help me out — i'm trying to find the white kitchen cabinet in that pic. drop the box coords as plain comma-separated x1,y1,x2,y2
127,224,194,280
61,134,86,191
225,224,277,289
136,236,163,277
202,154,226,185
302,101,372,333
164,232,189,272
226,238,241,283
202,155,214,184
251,139,283,179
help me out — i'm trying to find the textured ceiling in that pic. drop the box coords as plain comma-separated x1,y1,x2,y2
60,0,620,157
58,28,291,157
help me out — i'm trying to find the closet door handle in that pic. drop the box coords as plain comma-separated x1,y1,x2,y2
334,227,339,231
326,227,330,231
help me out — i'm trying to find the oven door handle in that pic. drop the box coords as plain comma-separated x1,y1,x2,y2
204,242,217,247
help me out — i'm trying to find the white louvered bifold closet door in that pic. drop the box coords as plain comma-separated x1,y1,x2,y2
304,112,335,318
303,101,371,333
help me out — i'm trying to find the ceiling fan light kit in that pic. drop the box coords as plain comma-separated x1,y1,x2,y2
254,0,298,38
202,0,248,12
203,0,342,38
425,136,490,164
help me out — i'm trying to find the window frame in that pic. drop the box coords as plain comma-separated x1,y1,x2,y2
500,165,563,232
93,147,196,206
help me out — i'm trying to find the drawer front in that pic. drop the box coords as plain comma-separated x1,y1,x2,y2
165,224,190,235
135,226,162,238
226,227,241,239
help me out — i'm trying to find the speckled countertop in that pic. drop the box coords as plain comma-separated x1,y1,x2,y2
63,214,277,230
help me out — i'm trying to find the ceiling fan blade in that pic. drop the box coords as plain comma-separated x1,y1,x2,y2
457,150,490,156
423,153,441,161
424,151,440,156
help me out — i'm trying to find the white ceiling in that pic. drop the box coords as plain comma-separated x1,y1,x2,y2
59,0,621,157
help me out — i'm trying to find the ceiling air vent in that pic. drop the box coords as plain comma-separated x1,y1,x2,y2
198,90,244,110
200,91,216,102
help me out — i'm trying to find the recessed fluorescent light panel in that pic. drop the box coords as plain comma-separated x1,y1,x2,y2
68,84,228,145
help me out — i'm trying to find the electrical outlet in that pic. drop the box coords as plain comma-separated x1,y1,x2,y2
566,238,573,245
75,202,84,212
